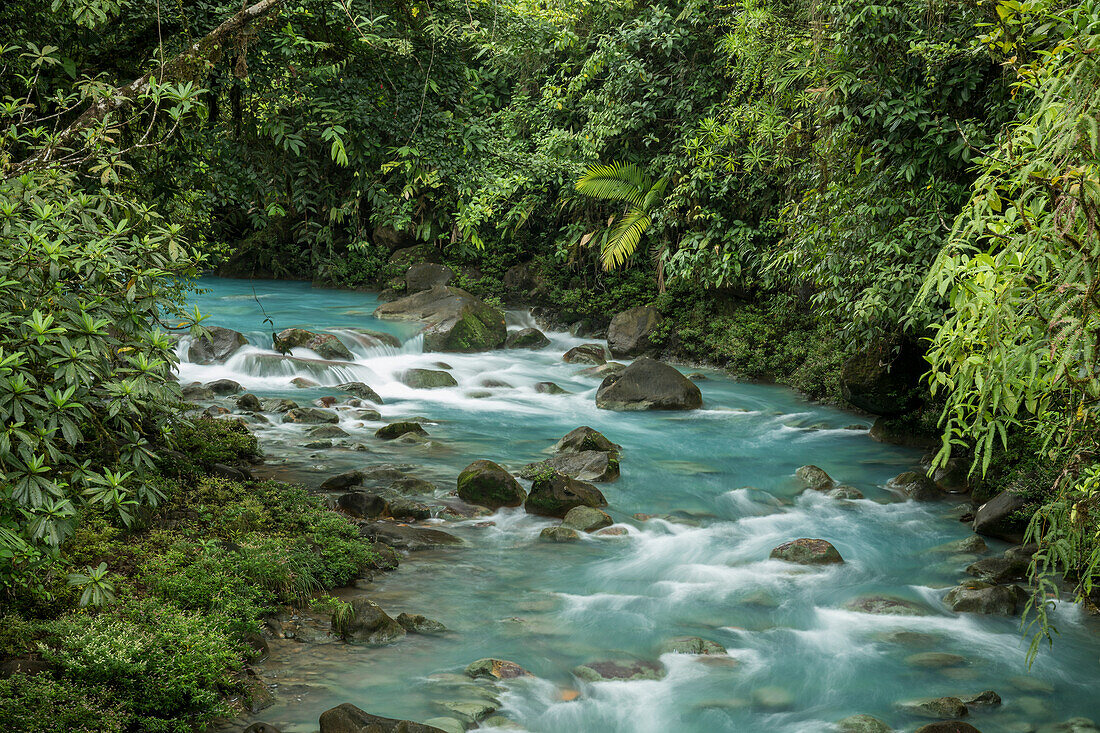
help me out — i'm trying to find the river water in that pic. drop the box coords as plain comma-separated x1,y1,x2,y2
180,277,1100,733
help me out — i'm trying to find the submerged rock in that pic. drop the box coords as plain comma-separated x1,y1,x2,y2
595,357,702,411
521,451,619,483
943,581,1027,616
845,595,932,616
562,344,607,365
914,724,982,733
396,613,447,634
905,652,967,669
573,659,664,682
608,305,662,357
401,368,458,389
309,424,348,438
770,538,843,565
562,506,613,532
376,422,429,440
318,703,447,733
524,471,607,518
358,521,462,551
291,376,319,388
456,460,526,509
465,658,530,680
505,327,550,350
897,696,969,719
837,714,893,732
659,636,726,655
373,285,506,353
188,326,247,364
534,381,569,395
282,407,339,424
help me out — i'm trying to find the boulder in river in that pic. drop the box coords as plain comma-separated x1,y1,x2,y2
595,357,702,411
505,328,550,350
770,538,843,565
464,658,530,680
963,690,1001,706
456,460,526,509
913,724,982,733
524,471,607,518
282,407,339,424
262,398,298,413
205,378,242,395
337,599,406,645
573,659,665,682
897,696,968,719
521,451,619,483
396,613,447,634
406,263,454,293
275,328,353,361
539,526,580,542
890,470,945,501
534,381,569,395
321,470,364,491
973,490,1030,543
337,381,383,403
319,703,447,733
905,652,967,669
966,556,1028,584
796,465,835,492
562,343,608,364
554,426,620,454
608,305,662,357
188,326,248,364
373,286,506,353
237,393,262,411
561,506,613,532
845,595,932,616
659,636,726,655
837,714,893,733
376,422,429,440
943,581,1027,615
401,369,458,389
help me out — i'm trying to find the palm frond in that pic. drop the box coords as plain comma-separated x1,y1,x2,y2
643,176,669,210
601,208,651,270
575,161,650,208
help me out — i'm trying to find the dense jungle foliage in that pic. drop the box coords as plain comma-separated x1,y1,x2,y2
4,0,1100,726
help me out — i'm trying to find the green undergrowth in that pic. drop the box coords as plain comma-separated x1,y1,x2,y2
0,419,378,733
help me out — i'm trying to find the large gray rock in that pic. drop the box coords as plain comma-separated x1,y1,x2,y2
837,715,893,732
943,581,1028,615
896,696,968,719
188,326,248,364
524,470,607,518
966,556,1028,584
554,426,620,454
401,369,458,389
337,599,406,645
358,522,463,551
319,703,447,733
337,491,388,518
456,460,526,509
373,286,506,353
563,344,607,364
891,470,946,502
521,451,619,482
595,357,702,411
608,305,662,357
504,328,550,350
973,490,1030,542
796,465,835,491
275,328,353,360
282,407,339,424
376,422,429,440
337,382,383,403
539,526,580,543
659,637,726,655
406,263,454,293
562,505,613,532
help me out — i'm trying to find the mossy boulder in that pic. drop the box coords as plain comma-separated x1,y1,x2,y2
337,599,406,645
891,471,945,501
561,505,613,532
524,470,607,518
373,286,506,353
401,369,458,389
456,460,526,509
376,422,429,440
275,328,353,360
659,637,726,655
572,659,664,682
539,526,580,542
282,407,339,424
837,714,893,732
534,381,569,395
796,465,835,491
319,703,448,733
505,327,551,350
553,426,620,454
521,451,619,483
337,381,383,403
943,581,1027,615
464,658,530,680
896,697,968,720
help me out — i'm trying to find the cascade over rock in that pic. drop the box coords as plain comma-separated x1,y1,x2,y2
373,286,506,352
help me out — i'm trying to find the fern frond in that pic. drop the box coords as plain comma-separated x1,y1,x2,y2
601,209,651,270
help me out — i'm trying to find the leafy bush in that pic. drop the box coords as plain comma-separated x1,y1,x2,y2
0,675,129,733
0,169,203,595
